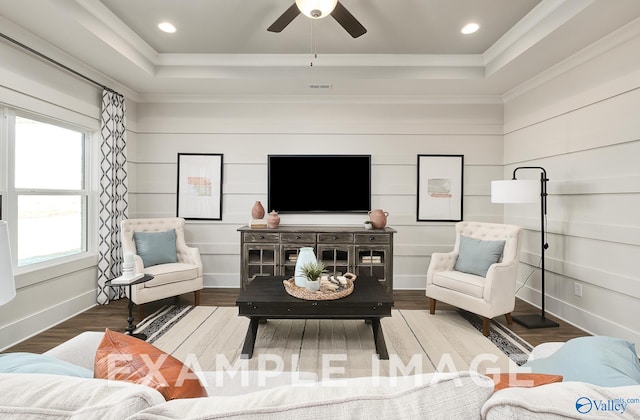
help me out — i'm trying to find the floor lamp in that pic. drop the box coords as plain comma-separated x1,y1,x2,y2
0,221,16,306
491,167,559,329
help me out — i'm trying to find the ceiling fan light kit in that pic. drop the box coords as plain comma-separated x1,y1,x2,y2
295,0,337,19
268,0,367,38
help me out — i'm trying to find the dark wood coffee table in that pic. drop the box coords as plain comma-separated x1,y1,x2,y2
236,276,394,359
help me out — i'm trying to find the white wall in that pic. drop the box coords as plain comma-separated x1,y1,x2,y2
502,21,640,347
130,100,505,289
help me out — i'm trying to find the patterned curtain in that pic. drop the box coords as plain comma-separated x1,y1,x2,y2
97,90,129,304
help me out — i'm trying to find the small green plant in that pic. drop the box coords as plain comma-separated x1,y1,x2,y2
301,260,325,282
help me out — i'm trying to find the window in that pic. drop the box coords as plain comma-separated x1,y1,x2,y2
12,115,89,267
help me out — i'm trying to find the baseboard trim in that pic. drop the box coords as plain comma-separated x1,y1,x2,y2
516,286,640,348
0,290,97,352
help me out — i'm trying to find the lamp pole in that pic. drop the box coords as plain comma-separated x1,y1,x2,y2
511,167,559,329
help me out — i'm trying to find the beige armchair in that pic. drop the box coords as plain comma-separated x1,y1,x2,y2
120,217,203,316
426,221,523,336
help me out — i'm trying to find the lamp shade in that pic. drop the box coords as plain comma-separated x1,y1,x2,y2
491,179,539,204
295,0,338,18
0,221,16,306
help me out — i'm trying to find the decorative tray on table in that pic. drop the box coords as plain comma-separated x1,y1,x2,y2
283,273,357,301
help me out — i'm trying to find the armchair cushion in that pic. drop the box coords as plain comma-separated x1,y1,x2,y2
454,235,506,277
143,263,199,287
134,230,178,267
432,270,485,298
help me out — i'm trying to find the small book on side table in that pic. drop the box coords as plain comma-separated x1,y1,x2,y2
111,273,145,285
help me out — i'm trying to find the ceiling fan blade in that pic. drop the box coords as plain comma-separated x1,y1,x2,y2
331,1,367,38
267,3,301,33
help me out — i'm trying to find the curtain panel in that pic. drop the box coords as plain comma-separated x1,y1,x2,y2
97,90,129,304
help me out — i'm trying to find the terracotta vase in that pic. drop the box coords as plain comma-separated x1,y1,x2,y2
251,201,265,219
368,209,389,229
267,210,280,229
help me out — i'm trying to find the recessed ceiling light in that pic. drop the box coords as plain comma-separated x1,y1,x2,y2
461,22,480,35
158,22,176,33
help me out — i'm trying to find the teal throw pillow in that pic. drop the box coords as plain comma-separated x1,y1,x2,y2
0,352,92,378
134,229,178,267
454,235,506,277
522,336,640,387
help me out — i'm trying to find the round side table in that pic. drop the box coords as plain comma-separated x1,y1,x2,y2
105,274,154,340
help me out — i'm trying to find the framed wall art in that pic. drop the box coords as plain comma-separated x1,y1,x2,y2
417,154,464,222
176,153,223,220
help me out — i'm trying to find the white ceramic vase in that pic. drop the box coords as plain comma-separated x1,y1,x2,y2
294,247,316,288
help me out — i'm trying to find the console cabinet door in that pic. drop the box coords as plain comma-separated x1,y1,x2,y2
280,244,316,278
317,244,353,276
243,244,279,286
354,246,391,292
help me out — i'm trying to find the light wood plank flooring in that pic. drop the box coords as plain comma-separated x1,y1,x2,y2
4,289,588,354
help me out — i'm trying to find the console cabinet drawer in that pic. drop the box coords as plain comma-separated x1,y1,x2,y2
355,233,390,244
280,232,316,243
243,232,279,243
318,233,354,243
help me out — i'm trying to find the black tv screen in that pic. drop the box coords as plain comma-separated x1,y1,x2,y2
268,155,371,213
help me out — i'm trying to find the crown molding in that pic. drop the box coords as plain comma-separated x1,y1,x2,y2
134,93,504,105
483,0,593,77
503,14,640,102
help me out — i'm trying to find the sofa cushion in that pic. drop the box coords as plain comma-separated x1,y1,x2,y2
43,331,105,372
128,371,494,420
134,229,178,267
0,352,92,378
521,336,640,387
454,235,506,277
199,370,319,397
0,373,164,418
94,329,207,400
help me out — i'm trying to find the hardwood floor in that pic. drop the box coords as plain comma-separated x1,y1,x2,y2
4,288,588,354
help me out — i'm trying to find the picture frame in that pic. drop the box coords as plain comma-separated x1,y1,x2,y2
176,153,223,220
417,154,464,222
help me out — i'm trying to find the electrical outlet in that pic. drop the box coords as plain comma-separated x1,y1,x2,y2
574,282,583,297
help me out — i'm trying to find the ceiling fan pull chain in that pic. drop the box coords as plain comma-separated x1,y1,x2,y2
310,19,316,66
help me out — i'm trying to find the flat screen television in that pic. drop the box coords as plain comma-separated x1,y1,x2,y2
268,154,371,213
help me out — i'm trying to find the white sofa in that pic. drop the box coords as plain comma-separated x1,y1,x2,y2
0,332,494,419
2,332,640,419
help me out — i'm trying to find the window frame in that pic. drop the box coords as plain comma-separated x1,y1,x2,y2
2,108,96,272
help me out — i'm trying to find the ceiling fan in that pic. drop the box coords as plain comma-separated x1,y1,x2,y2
268,0,367,38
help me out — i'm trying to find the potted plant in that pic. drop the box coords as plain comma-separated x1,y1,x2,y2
300,260,325,291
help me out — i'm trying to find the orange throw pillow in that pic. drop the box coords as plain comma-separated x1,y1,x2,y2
94,329,207,400
490,373,563,392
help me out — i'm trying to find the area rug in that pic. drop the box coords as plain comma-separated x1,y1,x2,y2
134,305,532,379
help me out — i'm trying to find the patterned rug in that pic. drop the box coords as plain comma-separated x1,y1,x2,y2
135,305,533,368
457,310,533,366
